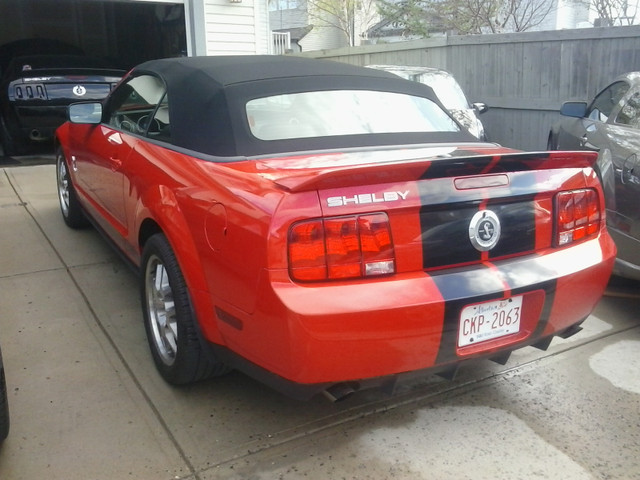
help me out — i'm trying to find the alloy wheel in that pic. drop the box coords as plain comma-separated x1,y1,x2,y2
145,255,178,366
57,158,70,217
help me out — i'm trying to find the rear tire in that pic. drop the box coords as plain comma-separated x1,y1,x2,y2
56,148,88,228
141,233,228,385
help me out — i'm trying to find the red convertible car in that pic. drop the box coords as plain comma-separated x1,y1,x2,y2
56,56,615,401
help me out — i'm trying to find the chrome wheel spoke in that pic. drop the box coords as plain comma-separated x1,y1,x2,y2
57,160,70,213
147,257,178,365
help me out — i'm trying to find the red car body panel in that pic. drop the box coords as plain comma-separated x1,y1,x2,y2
55,56,616,399
57,119,616,386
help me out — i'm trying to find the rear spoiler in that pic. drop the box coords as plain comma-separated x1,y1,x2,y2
24,68,125,78
273,151,599,193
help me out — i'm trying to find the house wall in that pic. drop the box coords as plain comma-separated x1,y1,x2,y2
200,0,270,55
298,25,640,151
270,6,309,30
269,0,379,51
553,0,591,29
299,24,347,51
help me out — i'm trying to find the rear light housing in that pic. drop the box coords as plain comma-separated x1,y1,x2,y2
288,213,395,282
555,188,601,246
12,83,46,100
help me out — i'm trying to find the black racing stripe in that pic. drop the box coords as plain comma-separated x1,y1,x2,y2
419,199,537,269
430,265,507,365
420,153,552,180
529,281,557,339
421,158,496,179
420,202,481,268
487,200,537,258
432,274,558,365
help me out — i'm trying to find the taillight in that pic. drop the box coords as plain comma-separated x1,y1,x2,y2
555,189,600,246
288,213,395,282
13,84,46,100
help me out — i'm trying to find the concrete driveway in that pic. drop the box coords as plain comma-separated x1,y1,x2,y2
0,162,639,480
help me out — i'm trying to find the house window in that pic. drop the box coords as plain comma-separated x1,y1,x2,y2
269,0,300,11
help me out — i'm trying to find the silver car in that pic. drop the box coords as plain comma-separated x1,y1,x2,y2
367,65,489,140
548,72,640,280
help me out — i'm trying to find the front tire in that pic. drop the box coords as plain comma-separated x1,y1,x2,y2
141,233,227,385
56,149,88,228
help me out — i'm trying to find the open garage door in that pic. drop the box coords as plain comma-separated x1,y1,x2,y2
0,0,187,70
0,0,187,159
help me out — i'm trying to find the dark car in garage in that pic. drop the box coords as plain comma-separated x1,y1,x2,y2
548,72,640,280
1,52,124,156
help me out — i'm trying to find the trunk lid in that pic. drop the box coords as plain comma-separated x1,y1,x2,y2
257,144,599,275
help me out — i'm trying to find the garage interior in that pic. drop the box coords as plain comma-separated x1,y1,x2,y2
0,0,187,71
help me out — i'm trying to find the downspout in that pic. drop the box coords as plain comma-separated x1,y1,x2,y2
185,0,207,56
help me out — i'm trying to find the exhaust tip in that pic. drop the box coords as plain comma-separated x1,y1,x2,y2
558,324,583,339
323,382,359,402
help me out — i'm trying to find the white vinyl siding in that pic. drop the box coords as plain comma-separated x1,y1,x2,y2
299,24,346,51
202,0,270,55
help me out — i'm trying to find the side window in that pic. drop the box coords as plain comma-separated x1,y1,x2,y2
105,74,166,135
587,81,630,122
616,92,640,129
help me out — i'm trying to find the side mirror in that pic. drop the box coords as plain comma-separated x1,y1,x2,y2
560,101,587,118
473,102,489,115
68,102,103,124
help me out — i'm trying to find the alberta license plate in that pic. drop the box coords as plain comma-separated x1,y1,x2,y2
458,296,523,347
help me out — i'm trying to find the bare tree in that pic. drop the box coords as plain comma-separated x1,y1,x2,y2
376,0,433,37
378,0,555,36
591,0,638,25
508,0,557,31
306,0,380,46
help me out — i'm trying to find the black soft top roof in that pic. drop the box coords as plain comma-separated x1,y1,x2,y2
136,55,405,86
131,55,473,157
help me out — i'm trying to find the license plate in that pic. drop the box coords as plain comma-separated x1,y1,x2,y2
458,296,523,347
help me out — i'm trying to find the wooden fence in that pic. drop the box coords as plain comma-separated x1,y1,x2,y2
298,25,640,151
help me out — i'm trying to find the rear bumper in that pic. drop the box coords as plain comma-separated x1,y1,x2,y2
12,105,68,140
209,319,587,401
211,234,615,398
